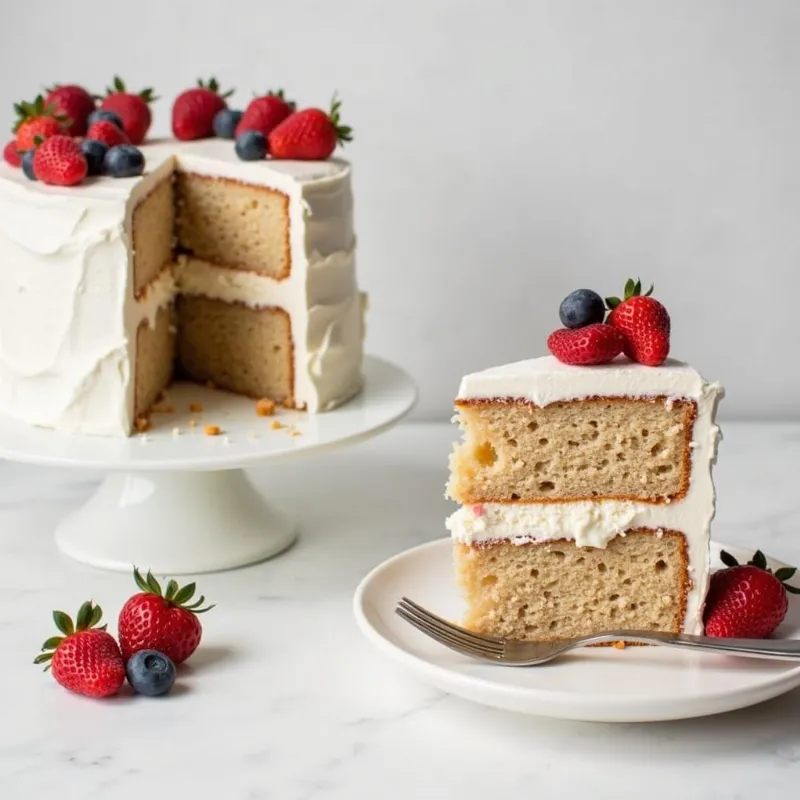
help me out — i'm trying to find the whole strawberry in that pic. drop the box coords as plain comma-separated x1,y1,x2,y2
172,78,233,141
269,94,352,160
45,84,95,136
547,323,625,366
235,90,294,138
3,140,21,167
99,76,156,145
12,95,69,151
33,135,88,186
86,120,130,148
606,279,671,366
704,549,800,638
33,601,125,698
118,568,214,664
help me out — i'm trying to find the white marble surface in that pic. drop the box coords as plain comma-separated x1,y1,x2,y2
2,421,800,799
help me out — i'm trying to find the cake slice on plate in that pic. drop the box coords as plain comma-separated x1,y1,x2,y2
446,283,724,640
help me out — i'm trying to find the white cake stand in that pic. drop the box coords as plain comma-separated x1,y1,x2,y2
0,356,417,574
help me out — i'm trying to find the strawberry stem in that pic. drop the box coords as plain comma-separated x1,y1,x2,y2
132,566,215,614
329,92,353,145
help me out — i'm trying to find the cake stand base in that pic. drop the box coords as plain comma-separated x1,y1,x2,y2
54,470,296,574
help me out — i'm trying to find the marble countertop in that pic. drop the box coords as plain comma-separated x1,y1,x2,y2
2,420,800,799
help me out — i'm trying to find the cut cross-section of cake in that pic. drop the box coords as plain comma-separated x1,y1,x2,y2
446,355,724,640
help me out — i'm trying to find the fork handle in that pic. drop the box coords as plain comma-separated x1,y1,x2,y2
585,630,800,660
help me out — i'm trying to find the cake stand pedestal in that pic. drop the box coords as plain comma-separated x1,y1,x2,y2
0,356,416,574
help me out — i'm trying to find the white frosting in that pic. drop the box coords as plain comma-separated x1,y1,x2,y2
449,356,724,635
457,355,707,405
0,139,364,435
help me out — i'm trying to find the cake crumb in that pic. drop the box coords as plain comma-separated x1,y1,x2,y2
134,416,150,433
203,425,222,436
613,640,626,650
189,403,204,413
188,419,198,428
256,398,276,417
291,430,302,437
171,427,181,437
270,420,285,430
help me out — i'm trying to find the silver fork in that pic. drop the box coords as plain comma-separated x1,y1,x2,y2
395,597,800,666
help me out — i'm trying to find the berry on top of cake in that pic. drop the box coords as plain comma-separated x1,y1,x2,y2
548,279,671,367
172,77,234,141
99,76,156,145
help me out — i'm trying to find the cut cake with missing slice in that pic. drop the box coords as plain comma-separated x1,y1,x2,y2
446,355,724,640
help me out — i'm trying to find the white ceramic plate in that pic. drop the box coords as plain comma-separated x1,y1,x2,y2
353,538,800,722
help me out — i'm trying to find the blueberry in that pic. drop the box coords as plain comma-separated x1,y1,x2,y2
235,130,267,161
88,109,123,129
213,108,243,139
126,650,176,696
104,144,145,178
80,140,109,176
21,149,37,181
559,289,606,329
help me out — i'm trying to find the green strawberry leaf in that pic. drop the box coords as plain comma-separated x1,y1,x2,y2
53,610,73,636
33,652,53,669
775,567,797,582
784,584,800,595
133,566,150,594
41,636,63,651
644,284,654,297
633,278,642,296
719,549,739,568
605,296,621,310
145,570,163,596
749,550,768,570
89,604,103,628
75,600,94,631
172,582,196,605
165,579,179,601
624,278,635,298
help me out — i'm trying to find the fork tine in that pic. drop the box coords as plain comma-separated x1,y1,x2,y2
398,597,505,649
397,598,503,654
395,607,502,660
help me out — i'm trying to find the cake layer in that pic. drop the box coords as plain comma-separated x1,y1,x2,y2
176,296,294,403
175,173,290,278
175,255,364,411
455,530,689,641
133,176,174,296
135,304,176,422
448,397,695,504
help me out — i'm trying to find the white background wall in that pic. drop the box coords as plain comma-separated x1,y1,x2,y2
1,0,798,420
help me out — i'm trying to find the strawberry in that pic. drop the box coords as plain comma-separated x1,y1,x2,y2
99,76,156,145
547,323,625,366
32,135,88,186
33,601,125,698
118,568,214,664
268,94,352,160
172,78,233,141
86,120,130,148
44,84,95,136
235,90,294,138
3,140,21,167
606,279,671,367
704,549,800,638
12,94,69,151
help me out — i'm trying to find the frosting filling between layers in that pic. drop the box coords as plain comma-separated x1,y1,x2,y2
449,357,724,636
